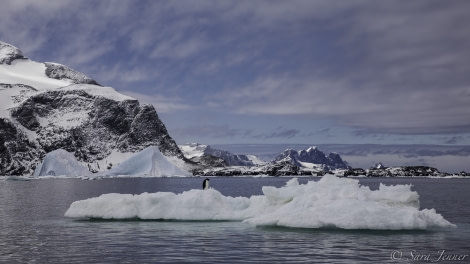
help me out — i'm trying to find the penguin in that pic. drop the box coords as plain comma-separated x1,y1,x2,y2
202,178,210,190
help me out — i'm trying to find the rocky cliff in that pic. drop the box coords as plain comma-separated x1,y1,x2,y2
274,146,349,170
0,41,185,175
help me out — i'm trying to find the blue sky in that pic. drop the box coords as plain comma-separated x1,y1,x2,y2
1,0,470,146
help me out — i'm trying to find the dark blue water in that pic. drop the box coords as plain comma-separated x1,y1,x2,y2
0,177,469,263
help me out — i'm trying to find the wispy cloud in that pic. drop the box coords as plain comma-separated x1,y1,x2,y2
210,1,470,135
255,127,301,139
120,91,190,113
171,124,253,141
1,0,469,144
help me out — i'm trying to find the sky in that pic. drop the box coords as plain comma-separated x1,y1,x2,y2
1,0,470,146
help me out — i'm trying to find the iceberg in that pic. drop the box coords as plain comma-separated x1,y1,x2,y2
33,146,190,178
65,175,455,230
34,149,91,177
100,146,191,177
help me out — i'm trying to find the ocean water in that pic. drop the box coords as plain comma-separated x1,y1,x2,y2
0,177,469,263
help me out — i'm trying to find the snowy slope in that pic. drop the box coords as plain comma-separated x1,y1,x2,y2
274,146,349,170
179,143,260,166
0,84,35,118
0,41,25,64
0,42,117,121
0,59,73,90
0,60,133,118
179,143,207,159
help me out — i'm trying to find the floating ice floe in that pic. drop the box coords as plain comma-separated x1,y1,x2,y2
65,175,455,230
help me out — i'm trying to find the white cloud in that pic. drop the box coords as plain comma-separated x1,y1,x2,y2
2,0,469,138
214,70,470,134
120,91,190,113
204,1,470,135
150,37,210,60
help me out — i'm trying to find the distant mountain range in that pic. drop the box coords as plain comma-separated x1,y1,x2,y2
180,143,351,176
212,144,470,174
182,143,470,177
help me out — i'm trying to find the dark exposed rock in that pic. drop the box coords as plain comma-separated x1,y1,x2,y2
1,40,189,176
344,168,367,177
0,118,42,175
264,161,299,176
3,88,186,175
328,153,348,169
44,63,101,86
274,146,349,170
0,41,26,64
189,154,226,168
366,166,441,177
191,146,349,176
203,145,254,166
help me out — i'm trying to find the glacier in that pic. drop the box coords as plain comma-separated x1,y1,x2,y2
65,175,455,230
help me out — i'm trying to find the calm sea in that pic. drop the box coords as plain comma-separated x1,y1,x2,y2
0,177,469,263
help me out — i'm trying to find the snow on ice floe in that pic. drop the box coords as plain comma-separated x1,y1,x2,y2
65,175,455,230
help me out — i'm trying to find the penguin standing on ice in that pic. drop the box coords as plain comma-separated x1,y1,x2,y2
202,178,210,190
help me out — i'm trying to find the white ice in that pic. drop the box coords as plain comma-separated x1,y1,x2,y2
0,85,35,118
58,84,135,102
0,59,72,90
34,146,191,178
179,143,207,159
65,175,455,230
34,149,92,177
1,58,134,119
99,146,191,177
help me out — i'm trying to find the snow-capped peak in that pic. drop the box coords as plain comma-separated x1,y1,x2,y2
274,146,349,170
306,146,318,152
179,143,208,159
0,41,25,65
44,62,101,86
374,162,386,169
0,41,134,118
179,143,259,166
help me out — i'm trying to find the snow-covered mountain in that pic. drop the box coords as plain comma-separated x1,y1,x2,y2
0,41,186,176
187,144,350,176
0,41,24,65
274,146,349,170
180,143,261,167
